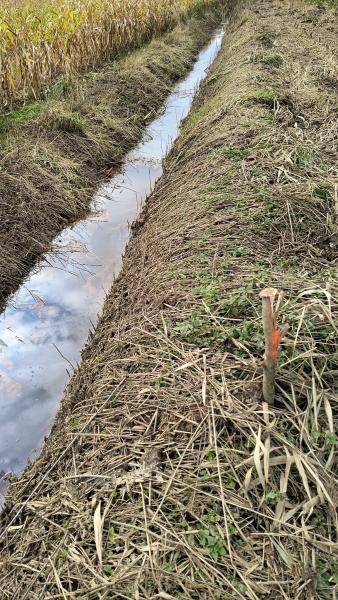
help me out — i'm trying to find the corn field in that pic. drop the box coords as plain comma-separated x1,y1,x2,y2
0,0,215,108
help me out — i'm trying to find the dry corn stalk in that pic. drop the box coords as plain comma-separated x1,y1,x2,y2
0,0,216,108
259,288,282,405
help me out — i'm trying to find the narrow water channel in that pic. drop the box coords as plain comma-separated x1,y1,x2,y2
0,28,224,499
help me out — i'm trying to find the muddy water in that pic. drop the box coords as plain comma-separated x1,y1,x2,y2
0,29,224,499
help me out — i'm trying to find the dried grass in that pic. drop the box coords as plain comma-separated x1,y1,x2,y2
0,0,337,598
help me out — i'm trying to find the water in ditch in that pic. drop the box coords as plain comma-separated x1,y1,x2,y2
0,28,224,500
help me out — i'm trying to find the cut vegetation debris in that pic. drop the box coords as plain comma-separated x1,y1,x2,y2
0,4,224,311
0,0,338,598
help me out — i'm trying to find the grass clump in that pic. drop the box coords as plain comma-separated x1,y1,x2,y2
48,109,87,133
262,54,284,67
0,101,43,134
222,146,249,159
293,147,314,166
313,185,332,203
49,78,71,100
257,30,274,46
243,87,275,106
181,95,222,135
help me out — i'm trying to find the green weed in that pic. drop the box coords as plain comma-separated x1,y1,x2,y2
234,196,247,209
258,30,274,47
49,78,71,99
311,430,337,450
324,431,337,450
51,110,86,133
313,185,332,204
209,146,249,161
262,54,284,67
57,548,68,563
254,186,279,218
153,375,166,389
204,194,227,205
230,245,251,257
203,508,221,523
311,430,322,444
226,475,238,489
222,146,249,159
317,560,338,588
0,101,43,134
182,96,222,135
286,431,296,445
174,312,225,346
229,577,246,594
193,281,220,303
293,148,313,166
202,181,227,193
198,528,226,561
243,88,275,107
197,232,211,244
217,288,254,318
232,321,264,348
190,0,224,16
103,564,113,575
254,185,269,200
180,518,190,529
265,489,285,505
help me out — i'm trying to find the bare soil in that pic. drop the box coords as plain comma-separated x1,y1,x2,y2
0,0,337,598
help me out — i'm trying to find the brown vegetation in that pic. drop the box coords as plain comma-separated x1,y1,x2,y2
0,0,337,598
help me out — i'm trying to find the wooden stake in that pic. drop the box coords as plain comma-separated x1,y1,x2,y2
259,288,281,405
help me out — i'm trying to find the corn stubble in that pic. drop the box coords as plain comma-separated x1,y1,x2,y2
0,0,213,107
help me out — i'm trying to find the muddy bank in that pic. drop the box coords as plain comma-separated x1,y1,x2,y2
0,4,223,311
1,0,337,598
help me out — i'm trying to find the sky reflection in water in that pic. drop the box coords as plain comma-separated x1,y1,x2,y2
0,30,224,494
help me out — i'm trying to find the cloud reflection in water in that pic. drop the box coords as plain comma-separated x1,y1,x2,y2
0,31,224,490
